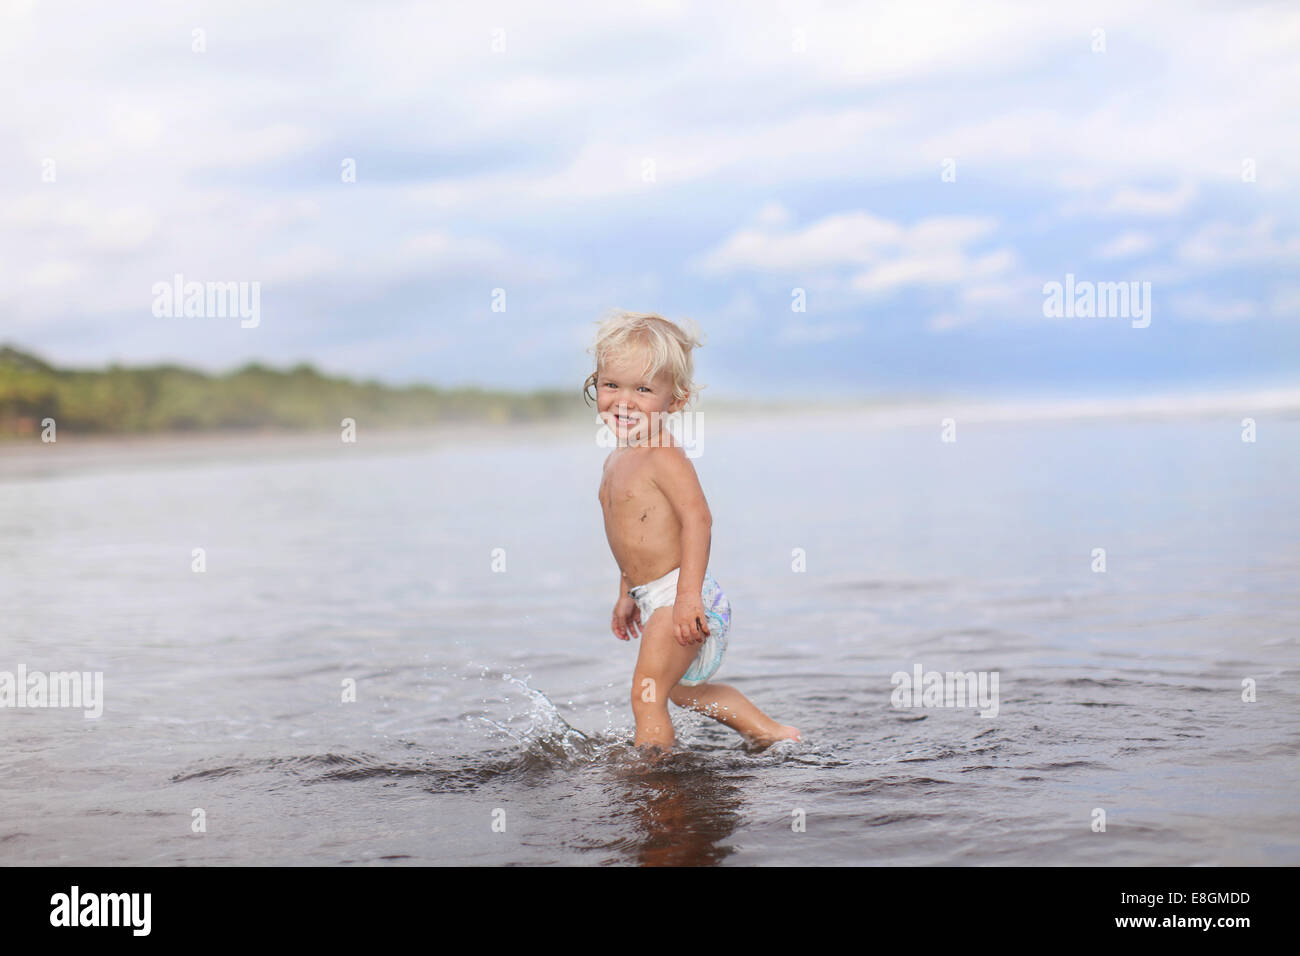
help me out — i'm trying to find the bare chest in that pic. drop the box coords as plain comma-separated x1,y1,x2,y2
600,456,667,526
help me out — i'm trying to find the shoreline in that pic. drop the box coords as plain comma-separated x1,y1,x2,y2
0,420,586,481
3,387,1298,481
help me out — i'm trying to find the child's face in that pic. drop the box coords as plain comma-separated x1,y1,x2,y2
596,349,683,445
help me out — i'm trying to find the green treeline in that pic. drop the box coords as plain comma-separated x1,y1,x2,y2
0,345,575,436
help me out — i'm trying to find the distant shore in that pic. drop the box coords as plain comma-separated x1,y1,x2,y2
0,344,576,439
5,344,1299,466
5,385,1299,483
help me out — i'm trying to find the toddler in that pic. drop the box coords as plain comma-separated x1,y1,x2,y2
585,310,800,751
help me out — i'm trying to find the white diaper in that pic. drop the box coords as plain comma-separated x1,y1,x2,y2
627,567,731,686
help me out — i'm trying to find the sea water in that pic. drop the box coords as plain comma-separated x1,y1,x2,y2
1,404,1297,865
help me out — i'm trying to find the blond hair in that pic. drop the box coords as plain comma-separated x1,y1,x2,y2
583,309,705,408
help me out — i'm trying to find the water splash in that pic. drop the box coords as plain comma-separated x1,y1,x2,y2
473,672,606,763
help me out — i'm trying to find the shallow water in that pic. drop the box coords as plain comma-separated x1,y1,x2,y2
2,408,1298,865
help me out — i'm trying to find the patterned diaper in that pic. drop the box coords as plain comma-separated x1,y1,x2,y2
628,567,731,686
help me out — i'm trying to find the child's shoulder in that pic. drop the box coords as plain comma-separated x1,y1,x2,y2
647,436,688,458
644,438,696,476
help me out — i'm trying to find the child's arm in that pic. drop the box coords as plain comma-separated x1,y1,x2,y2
650,448,713,645
612,570,640,641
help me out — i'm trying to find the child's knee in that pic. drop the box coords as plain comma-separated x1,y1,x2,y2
669,682,703,707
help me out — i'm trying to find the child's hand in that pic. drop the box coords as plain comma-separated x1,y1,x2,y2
672,600,709,647
612,594,642,641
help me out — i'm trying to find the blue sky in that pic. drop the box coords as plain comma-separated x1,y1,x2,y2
2,0,1298,399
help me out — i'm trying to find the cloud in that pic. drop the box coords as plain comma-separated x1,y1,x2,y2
692,210,906,273
926,312,973,333
2,0,1298,388
1058,183,1199,220
851,248,1015,296
695,209,1012,297
695,211,998,271
1177,216,1300,268
754,201,791,228
1094,232,1156,260
1102,184,1197,217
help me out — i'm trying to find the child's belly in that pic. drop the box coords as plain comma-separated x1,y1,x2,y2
603,503,683,588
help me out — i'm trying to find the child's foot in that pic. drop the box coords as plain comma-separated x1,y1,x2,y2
743,723,801,750
630,739,676,763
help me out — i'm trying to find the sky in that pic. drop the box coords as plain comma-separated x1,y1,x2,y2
2,0,1298,399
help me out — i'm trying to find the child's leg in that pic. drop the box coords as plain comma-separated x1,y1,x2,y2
669,682,801,746
630,607,702,749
